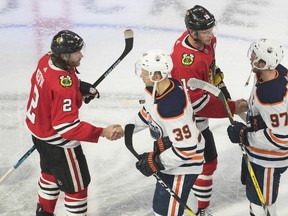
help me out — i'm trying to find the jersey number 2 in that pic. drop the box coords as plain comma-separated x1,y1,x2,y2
26,85,39,124
26,85,73,124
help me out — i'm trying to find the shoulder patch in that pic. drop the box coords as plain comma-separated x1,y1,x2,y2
181,53,194,66
256,80,286,104
157,80,187,118
59,75,73,87
257,66,288,104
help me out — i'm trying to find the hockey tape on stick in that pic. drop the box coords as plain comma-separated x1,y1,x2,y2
188,78,247,122
187,78,270,216
0,145,36,185
187,78,234,124
84,29,134,103
124,124,196,216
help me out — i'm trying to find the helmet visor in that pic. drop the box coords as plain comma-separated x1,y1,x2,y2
247,42,256,62
135,60,143,78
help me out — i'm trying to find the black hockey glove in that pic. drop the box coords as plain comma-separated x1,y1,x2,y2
227,122,249,146
249,115,267,132
136,152,164,177
79,81,100,103
214,67,231,100
153,137,172,154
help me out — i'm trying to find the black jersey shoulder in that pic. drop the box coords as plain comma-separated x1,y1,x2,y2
156,78,188,118
256,64,288,104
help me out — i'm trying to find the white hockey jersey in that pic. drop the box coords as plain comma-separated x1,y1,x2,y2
129,78,204,175
246,64,288,168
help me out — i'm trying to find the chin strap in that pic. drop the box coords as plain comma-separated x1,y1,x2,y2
245,70,253,86
152,81,157,103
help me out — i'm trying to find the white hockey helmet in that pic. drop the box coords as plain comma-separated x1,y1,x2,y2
248,38,284,70
135,49,173,82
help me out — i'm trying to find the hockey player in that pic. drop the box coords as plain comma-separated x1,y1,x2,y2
25,30,123,216
227,38,288,216
170,5,248,215
128,49,204,215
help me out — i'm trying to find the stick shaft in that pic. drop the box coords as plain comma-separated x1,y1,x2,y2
85,29,134,103
0,145,36,185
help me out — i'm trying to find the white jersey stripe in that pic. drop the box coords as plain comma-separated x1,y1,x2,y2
64,148,84,192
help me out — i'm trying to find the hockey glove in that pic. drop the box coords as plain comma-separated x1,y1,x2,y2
79,81,100,103
249,115,267,132
227,122,249,146
136,152,164,177
214,67,224,86
153,137,172,154
214,68,231,100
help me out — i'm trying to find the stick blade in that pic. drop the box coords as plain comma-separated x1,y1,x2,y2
123,29,134,55
124,29,134,39
124,124,141,159
124,124,135,149
187,78,221,97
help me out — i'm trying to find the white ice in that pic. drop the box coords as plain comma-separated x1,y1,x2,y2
0,0,288,215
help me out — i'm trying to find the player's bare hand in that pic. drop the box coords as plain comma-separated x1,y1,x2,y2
234,99,248,114
101,124,124,141
110,125,124,140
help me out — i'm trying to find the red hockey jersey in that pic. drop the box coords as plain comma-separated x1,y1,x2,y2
171,31,235,118
26,54,103,147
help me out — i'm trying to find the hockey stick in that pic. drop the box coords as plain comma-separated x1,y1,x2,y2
84,29,134,103
124,124,196,216
187,78,271,216
0,145,36,185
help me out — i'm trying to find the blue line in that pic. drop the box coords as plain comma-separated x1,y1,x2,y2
0,24,32,28
0,22,287,47
72,23,255,43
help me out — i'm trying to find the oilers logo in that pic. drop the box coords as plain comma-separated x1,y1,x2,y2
181,53,194,66
59,75,73,87
147,113,163,139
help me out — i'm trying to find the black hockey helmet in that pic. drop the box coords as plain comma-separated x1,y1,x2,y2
185,5,215,31
51,30,84,57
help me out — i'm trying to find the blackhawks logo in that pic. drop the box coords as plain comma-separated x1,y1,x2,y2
59,75,73,87
181,53,194,66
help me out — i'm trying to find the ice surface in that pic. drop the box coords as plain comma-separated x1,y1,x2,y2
0,0,288,215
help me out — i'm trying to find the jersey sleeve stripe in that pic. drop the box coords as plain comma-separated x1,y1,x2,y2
180,161,204,167
264,129,288,150
54,119,81,134
192,155,204,161
247,145,288,157
172,146,197,160
246,147,288,162
268,130,288,145
191,94,210,112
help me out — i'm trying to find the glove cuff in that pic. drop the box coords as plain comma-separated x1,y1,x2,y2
240,127,249,146
152,153,165,171
154,137,172,154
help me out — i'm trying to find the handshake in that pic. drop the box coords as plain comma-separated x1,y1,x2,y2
101,124,124,141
